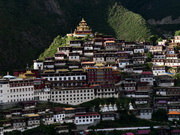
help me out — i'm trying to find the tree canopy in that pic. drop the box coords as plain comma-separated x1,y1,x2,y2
175,30,180,36
148,35,159,44
152,109,168,122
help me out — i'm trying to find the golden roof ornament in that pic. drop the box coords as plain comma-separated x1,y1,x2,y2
81,18,85,22
67,18,93,38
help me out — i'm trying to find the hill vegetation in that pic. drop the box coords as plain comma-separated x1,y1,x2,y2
107,3,152,41
38,35,68,60
175,30,180,36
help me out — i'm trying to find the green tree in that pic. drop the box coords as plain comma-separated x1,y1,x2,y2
157,37,162,42
173,73,180,79
152,109,168,122
145,62,153,70
174,46,180,53
175,30,180,36
67,35,77,41
148,35,159,44
83,34,91,41
147,52,153,62
173,73,180,86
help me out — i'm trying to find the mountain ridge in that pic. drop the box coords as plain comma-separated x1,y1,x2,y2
0,0,179,72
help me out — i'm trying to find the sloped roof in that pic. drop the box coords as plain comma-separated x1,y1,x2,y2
168,111,180,115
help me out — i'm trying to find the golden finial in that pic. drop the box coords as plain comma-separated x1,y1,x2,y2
81,18,85,22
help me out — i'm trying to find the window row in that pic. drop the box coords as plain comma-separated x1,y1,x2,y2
52,93,93,97
51,96,93,101
48,76,86,81
9,94,33,97
51,90,93,94
10,88,33,93
8,98,34,102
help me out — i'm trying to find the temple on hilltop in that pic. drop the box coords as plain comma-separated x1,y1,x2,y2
67,18,93,38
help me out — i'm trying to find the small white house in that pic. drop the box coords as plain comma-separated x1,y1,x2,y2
135,97,149,105
137,108,152,120
168,111,180,121
54,52,66,60
158,40,168,45
93,53,105,63
149,45,163,53
69,53,80,61
26,114,40,127
52,108,65,123
165,59,180,67
133,45,144,54
135,91,150,98
168,105,180,112
155,88,167,96
124,83,136,91
166,54,178,59
152,66,166,76
140,72,154,86
69,40,83,47
58,47,71,56
154,54,166,59
152,59,165,66
41,113,54,125
117,59,130,68
172,36,180,43
74,112,100,125
33,60,43,70
84,44,94,50
166,48,175,54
